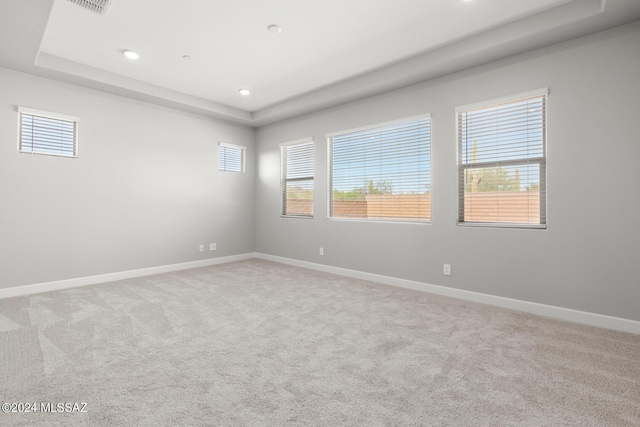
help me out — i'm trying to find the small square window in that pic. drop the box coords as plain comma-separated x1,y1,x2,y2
19,107,78,158
219,142,245,173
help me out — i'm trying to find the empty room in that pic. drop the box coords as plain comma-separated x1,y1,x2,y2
1,0,639,425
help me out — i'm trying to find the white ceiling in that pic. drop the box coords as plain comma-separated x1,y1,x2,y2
40,0,572,111
1,0,640,127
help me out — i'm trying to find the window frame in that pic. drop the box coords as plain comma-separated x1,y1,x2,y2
280,137,314,218
18,106,79,158
455,88,548,229
218,141,246,173
327,114,432,223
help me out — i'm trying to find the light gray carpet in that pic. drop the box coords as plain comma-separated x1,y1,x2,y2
0,259,638,426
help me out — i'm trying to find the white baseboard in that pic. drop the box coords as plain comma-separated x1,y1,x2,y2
3,251,638,335
0,253,254,300
255,253,640,335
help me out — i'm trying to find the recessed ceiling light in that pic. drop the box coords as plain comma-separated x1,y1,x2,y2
122,49,139,60
267,24,282,34
239,89,251,96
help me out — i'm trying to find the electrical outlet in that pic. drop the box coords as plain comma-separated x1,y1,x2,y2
319,247,324,256
443,264,451,276
199,245,204,252
210,243,216,251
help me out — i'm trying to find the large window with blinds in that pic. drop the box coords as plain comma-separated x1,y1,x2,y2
19,107,78,158
328,115,431,222
456,89,547,228
219,142,245,173
281,138,314,217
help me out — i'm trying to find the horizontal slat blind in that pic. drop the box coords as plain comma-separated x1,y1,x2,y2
457,92,546,227
281,140,314,217
219,143,245,173
329,117,431,221
19,111,77,157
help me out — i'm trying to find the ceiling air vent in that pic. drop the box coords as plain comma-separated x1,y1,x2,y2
66,0,113,16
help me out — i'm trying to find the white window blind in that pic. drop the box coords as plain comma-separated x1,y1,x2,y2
219,142,245,173
328,115,431,222
19,107,78,158
457,89,547,228
281,138,314,217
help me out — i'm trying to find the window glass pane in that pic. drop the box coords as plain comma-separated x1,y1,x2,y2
284,179,313,217
20,112,77,157
282,140,314,217
330,117,431,222
219,145,244,173
460,97,545,164
463,164,542,224
457,93,546,227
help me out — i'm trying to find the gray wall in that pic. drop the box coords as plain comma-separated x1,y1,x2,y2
255,24,640,321
0,68,255,288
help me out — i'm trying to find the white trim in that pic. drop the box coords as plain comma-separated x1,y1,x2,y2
0,253,254,300
18,106,80,123
455,87,549,113
218,141,246,150
457,222,547,230
279,137,313,148
254,253,640,335
325,113,431,138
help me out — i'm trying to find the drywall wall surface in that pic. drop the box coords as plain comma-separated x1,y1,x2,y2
255,24,640,321
0,68,255,288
